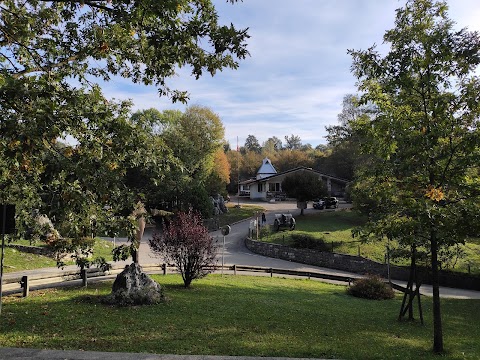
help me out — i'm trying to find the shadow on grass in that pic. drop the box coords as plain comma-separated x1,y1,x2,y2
1,275,479,359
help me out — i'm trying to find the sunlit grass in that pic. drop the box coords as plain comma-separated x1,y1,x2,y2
3,238,115,273
1,274,479,359
263,210,480,275
218,203,265,227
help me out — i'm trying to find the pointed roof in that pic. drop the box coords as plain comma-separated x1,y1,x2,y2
256,157,277,179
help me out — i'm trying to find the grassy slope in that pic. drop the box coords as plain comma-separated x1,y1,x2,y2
262,210,480,275
218,203,264,227
1,274,479,359
3,238,115,273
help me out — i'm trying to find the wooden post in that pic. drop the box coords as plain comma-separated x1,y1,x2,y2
81,269,87,287
21,276,29,297
233,264,237,276
162,263,167,275
270,268,273,277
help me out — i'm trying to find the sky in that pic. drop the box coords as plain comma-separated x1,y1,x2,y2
100,0,480,148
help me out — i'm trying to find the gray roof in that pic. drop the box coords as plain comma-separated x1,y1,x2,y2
252,166,350,184
256,158,277,179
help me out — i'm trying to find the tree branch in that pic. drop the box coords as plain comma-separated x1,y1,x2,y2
37,0,115,13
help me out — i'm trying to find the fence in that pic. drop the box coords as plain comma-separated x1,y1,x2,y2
3,263,363,297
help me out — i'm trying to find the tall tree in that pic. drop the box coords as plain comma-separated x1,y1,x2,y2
320,94,374,180
1,0,248,264
284,134,302,150
205,148,231,196
160,105,225,215
348,0,480,353
263,136,283,152
281,171,327,215
244,134,262,154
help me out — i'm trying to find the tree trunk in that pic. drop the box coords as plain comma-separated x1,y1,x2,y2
430,230,444,353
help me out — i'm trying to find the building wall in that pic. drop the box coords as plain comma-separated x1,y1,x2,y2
249,182,266,200
250,171,333,200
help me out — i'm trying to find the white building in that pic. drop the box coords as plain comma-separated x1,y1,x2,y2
239,158,348,201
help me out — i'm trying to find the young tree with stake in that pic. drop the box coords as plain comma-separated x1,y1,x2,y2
348,0,480,353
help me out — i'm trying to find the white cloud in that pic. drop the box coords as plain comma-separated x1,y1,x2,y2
98,0,480,147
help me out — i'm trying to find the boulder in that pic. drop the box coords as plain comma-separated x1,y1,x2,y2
104,263,164,306
211,194,228,215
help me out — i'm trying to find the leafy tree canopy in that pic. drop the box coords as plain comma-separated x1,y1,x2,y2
244,134,261,153
263,136,283,152
1,0,249,102
284,134,302,150
149,208,217,288
281,171,327,203
0,0,248,266
348,0,480,353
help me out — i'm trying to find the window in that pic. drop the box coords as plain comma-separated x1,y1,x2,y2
269,183,281,192
258,183,263,192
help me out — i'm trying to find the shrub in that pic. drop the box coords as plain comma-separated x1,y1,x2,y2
291,234,331,252
149,209,217,288
259,225,272,239
347,274,395,300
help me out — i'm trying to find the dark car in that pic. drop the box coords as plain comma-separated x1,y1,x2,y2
324,197,339,209
313,199,325,210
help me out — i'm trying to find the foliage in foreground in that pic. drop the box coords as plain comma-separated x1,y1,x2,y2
1,275,479,359
0,0,248,276
349,0,480,352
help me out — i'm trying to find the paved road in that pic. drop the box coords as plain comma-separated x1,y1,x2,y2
3,198,479,300
136,198,480,300
0,347,333,360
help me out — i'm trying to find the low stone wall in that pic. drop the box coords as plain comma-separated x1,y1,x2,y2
6,244,52,256
245,238,480,291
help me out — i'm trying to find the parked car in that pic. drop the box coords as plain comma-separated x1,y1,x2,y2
313,197,338,209
324,197,339,209
312,199,325,210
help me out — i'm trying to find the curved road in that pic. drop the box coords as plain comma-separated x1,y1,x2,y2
137,198,480,300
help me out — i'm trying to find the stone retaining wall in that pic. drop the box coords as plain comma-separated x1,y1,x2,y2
6,244,52,256
245,238,480,291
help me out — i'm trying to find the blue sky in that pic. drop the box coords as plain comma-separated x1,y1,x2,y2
101,0,480,148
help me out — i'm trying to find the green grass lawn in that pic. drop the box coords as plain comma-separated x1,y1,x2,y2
262,210,480,275
1,274,479,359
2,238,115,273
217,203,265,228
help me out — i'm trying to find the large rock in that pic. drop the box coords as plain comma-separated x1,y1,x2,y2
104,263,164,306
211,194,228,215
